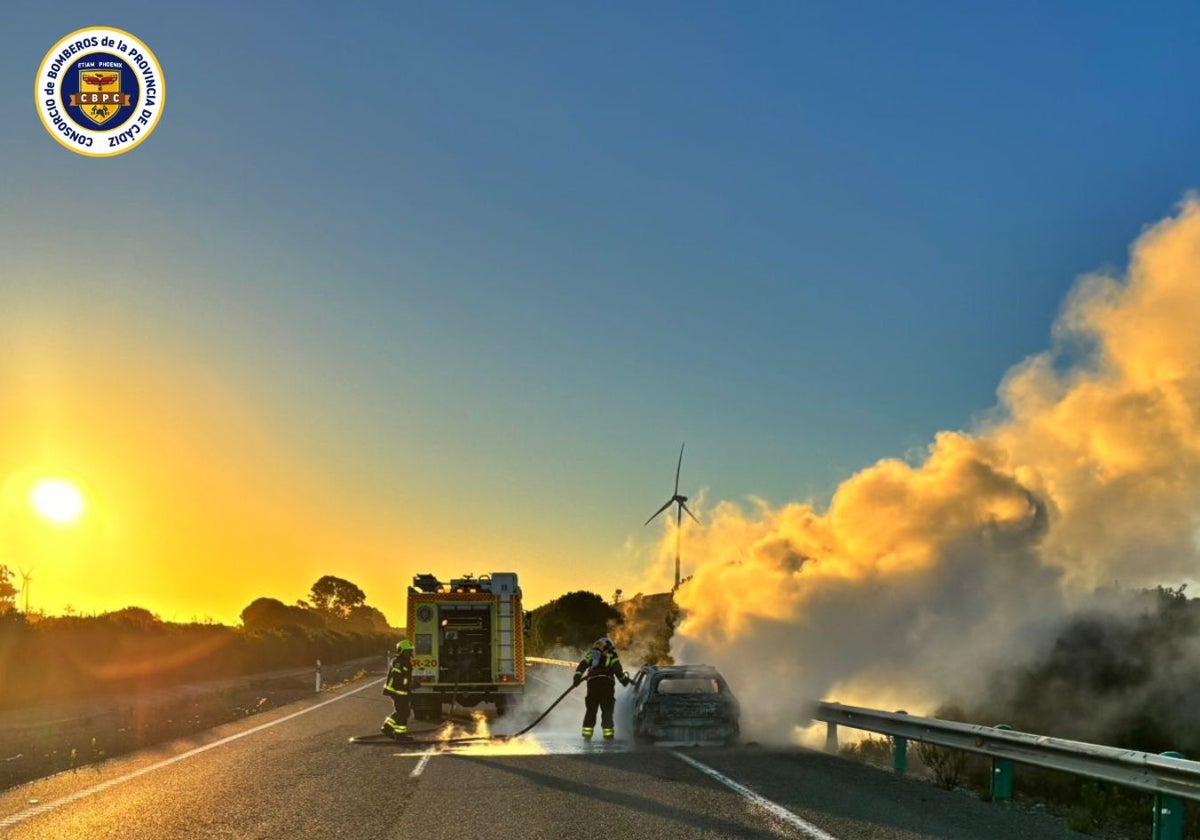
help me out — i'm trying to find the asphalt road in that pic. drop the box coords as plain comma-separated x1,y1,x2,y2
0,676,1092,840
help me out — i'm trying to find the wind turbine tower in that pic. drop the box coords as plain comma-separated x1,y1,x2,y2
19,568,33,615
644,443,700,590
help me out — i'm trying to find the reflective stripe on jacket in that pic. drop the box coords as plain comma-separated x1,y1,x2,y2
384,653,413,697
574,649,628,684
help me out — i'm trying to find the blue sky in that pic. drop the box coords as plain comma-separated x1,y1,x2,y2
3,2,1200,622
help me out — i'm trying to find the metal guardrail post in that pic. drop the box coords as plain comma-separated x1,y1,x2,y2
991,724,1013,801
1154,752,1186,840
892,711,908,775
825,721,839,754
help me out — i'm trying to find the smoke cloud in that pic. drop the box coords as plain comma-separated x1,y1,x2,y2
662,199,1200,743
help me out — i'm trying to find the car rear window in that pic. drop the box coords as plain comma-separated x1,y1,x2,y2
656,677,720,694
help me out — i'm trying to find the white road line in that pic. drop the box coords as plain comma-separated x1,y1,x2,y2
671,751,841,840
409,751,434,777
0,677,385,831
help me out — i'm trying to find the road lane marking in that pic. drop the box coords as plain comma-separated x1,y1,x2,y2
410,751,434,777
671,751,840,840
0,677,385,831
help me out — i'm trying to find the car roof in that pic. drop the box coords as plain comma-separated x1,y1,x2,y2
639,664,724,676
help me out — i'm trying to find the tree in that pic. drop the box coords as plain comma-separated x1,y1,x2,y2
240,597,326,632
102,606,161,630
0,565,16,614
308,576,367,620
529,590,622,655
344,604,392,634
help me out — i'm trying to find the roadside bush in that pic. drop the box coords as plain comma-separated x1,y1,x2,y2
0,612,398,710
1063,781,1148,835
915,742,968,790
839,735,892,767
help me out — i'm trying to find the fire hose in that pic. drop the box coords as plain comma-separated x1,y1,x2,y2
351,673,624,746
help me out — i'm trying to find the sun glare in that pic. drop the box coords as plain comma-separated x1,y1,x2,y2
30,478,86,525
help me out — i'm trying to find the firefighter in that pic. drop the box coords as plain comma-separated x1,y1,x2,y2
382,639,414,739
572,636,631,739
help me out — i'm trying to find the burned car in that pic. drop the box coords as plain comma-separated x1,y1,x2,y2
630,664,740,745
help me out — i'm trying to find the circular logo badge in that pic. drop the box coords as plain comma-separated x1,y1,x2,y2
35,27,165,157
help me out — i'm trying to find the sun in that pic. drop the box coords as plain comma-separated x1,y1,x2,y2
30,478,86,525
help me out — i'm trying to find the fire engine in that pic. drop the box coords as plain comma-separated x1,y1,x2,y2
406,572,525,721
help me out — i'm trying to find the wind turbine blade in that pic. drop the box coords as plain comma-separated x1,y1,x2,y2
681,501,701,525
644,499,674,526
674,442,685,495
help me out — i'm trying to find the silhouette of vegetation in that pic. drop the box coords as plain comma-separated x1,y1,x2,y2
307,575,366,620
104,605,163,630
838,734,893,767
527,590,622,654
240,597,326,632
344,604,390,634
0,565,16,613
910,585,1200,836
915,740,968,790
0,575,399,711
957,585,1200,756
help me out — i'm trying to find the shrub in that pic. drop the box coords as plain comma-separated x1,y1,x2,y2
915,741,968,790
840,735,893,767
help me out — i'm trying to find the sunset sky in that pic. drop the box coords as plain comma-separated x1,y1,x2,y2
4,2,1200,627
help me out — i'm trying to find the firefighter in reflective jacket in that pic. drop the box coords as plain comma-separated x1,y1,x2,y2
382,639,414,739
573,636,631,739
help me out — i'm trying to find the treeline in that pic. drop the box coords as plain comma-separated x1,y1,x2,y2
525,589,677,667
0,570,676,711
873,586,1200,836
952,584,1200,757
240,575,392,634
526,590,623,655
0,610,394,709
0,573,401,710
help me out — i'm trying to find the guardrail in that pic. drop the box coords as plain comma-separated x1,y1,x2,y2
813,701,1198,839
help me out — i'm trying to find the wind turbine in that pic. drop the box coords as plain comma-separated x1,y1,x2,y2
644,443,700,590
19,568,33,615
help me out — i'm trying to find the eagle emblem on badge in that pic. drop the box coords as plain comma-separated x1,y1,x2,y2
70,68,131,126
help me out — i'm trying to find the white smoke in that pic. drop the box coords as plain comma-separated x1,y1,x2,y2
660,198,1200,744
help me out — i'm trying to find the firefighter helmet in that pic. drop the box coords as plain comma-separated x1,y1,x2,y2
396,639,413,653
595,636,614,653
